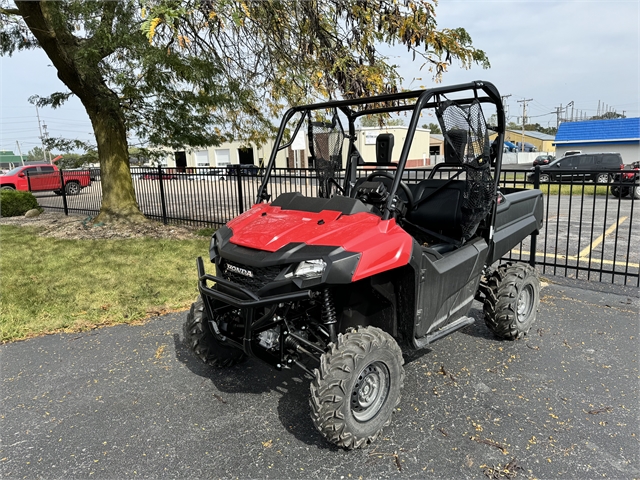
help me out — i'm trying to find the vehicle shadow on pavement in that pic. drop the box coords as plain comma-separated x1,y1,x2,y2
171,333,340,450
457,306,499,341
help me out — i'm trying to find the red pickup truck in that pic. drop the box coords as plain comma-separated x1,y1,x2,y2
0,163,91,195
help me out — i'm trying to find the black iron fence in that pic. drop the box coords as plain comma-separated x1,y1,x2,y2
32,165,638,287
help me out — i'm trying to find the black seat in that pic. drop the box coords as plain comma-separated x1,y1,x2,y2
351,133,397,198
406,179,466,240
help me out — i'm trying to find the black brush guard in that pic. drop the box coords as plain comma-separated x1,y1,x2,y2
196,257,318,372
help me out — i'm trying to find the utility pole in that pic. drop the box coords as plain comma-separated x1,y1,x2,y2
501,94,512,121
15,141,25,165
518,98,532,152
34,103,47,162
42,123,52,163
555,104,563,129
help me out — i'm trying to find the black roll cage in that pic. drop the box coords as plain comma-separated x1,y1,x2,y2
256,80,506,225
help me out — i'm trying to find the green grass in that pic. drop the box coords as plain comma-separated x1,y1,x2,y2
196,226,217,237
503,180,609,196
537,184,609,196
0,225,210,342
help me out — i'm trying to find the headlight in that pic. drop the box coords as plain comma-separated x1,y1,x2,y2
293,259,326,279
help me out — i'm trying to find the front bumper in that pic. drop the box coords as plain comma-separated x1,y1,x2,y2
197,256,312,309
196,257,316,366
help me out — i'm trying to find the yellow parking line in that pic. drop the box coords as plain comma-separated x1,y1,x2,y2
511,249,639,269
578,217,628,258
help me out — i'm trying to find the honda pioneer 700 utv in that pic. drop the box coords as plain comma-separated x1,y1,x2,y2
185,81,544,449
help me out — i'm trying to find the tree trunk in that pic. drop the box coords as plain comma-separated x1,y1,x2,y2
87,104,146,223
15,1,146,223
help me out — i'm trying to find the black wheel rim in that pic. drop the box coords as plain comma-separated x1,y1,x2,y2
516,284,534,324
351,361,390,422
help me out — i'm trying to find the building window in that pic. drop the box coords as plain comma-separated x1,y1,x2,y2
215,149,230,167
195,150,210,166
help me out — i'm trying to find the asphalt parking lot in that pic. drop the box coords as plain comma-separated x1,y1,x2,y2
1,276,638,479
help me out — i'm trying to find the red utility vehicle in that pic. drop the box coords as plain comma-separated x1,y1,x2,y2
0,164,91,195
610,161,640,199
185,81,544,449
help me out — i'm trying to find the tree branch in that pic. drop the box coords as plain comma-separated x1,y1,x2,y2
86,1,118,59
0,7,21,16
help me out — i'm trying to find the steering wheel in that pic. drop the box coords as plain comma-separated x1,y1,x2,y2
364,171,415,212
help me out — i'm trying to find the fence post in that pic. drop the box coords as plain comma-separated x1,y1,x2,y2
60,168,69,216
157,165,168,224
529,165,540,268
236,165,244,214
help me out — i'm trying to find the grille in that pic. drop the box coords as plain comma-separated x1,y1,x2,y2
221,260,282,292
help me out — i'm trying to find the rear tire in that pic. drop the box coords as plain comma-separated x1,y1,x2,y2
538,173,551,183
483,263,540,340
310,326,404,449
631,186,640,199
65,181,81,195
183,296,246,368
610,185,631,198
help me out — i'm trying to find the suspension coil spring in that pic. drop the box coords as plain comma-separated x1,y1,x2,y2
321,288,338,344
321,288,337,325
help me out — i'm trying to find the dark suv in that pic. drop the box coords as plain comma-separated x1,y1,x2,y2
528,152,624,184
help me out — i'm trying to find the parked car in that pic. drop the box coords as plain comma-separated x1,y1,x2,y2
187,169,226,181
0,164,90,195
516,142,537,152
527,153,624,184
142,172,177,180
226,164,259,176
610,161,640,199
532,154,555,166
504,140,518,152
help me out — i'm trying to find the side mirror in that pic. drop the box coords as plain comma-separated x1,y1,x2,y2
18,172,25,178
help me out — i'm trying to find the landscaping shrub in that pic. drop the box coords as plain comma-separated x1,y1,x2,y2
0,189,40,217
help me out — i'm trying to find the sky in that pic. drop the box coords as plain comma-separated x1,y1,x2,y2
1,0,638,155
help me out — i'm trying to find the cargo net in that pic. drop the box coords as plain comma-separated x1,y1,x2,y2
437,99,494,240
309,110,345,198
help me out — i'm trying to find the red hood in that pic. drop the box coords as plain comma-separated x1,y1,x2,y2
227,203,413,281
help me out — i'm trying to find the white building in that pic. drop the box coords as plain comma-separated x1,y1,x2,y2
164,127,432,170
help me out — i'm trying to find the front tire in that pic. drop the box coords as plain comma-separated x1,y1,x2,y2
631,186,640,199
310,326,404,449
538,173,551,183
595,173,610,184
483,263,540,340
183,296,246,367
